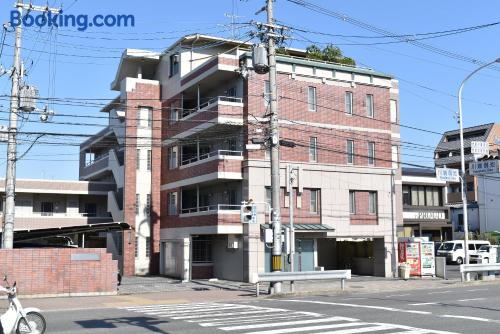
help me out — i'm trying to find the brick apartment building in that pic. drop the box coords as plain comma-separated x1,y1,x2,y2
82,34,402,278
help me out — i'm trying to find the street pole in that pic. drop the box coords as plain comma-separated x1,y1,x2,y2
3,0,23,249
457,58,500,273
390,169,397,278
266,0,282,294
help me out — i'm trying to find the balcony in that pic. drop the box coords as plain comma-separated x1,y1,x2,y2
80,148,124,182
180,54,240,88
447,191,477,204
181,149,242,167
180,204,241,216
1,212,113,231
80,154,109,180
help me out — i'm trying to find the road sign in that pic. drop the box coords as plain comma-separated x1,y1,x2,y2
471,141,489,155
436,168,460,182
469,160,500,175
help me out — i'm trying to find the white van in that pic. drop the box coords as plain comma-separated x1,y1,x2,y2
436,240,491,264
470,245,500,264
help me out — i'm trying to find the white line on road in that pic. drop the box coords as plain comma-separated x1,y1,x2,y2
428,290,452,295
441,315,492,322
306,324,403,334
282,300,432,315
466,289,487,292
386,293,412,297
243,322,368,334
456,298,485,302
408,302,439,306
218,316,358,331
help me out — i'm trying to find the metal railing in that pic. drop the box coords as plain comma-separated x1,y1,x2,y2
249,270,351,296
460,263,500,281
172,96,244,121
181,149,242,166
180,204,241,215
84,153,109,167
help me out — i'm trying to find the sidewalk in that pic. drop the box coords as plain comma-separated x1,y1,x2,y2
6,275,500,312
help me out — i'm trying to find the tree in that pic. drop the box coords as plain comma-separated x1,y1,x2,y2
305,44,356,66
322,44,343,62
305,45,323,60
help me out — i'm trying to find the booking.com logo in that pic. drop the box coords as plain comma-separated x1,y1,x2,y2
10,10,135,31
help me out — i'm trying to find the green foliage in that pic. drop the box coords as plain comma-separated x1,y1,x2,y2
276,46,288,55
305,43,356,66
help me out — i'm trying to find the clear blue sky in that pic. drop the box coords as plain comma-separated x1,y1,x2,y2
0,0,498,180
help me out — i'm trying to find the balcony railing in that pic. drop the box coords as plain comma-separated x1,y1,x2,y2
181,150,242,166
85,153,109,167
14,212,112,218
172,96,243,121
180,204,241,215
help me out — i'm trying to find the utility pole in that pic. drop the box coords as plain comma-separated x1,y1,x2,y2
288,164,297,292
390,169,397,278
266,0,283,294
2,1,61,249
3,0,24,249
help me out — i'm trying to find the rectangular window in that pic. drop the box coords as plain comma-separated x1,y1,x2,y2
403,186,411,206
418,186,425,206
136,149,141,170
366,94,374,118
264,80,271,107
192,238,212,263
168,146,178,169
347,140,354,164
349,191,356,214
41,202,54,216
308,86,317,111
368,142,375,166
139,107,152,128
168,192,177,215
169,107,178,122
169,54,179,77
345,91,353,115
309,137,318,162
265,187,272,205
145,237,151,258
84,203,97,217
390,99,397,123
369,191,378,214
135,237,138,258
135,194,140,215
147,150,152,171
146,194,151,215
310,189,319,213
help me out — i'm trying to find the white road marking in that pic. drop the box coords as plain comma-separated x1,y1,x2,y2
386,293,412,297
283,299,432,315
409,302,439,306
466,289,487,292
441,315,492,322
456,298,485,302
218,316,357,331
145,304,249,315
198,314,314,327
243,322,368,334
308,324,400,334
172,308,284,319
428,290,452,295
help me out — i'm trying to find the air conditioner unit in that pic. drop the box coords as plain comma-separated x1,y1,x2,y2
227,235,239,249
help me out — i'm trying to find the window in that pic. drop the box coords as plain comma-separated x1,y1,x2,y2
368,142,375,166
168,192,177,215
41,202,54,216
366,94,374,118
226,87,236,97
347,140,354,164
146,194,151,214
135,194,140,215
390,99,398,123
192,237,212,263
369,191,378,214
308,86,317,111
168,146,178,169
264,80,271,107
147,150,152,171
345,92,353,115
349,191,356,214
84,203,97,217
169,107,178,122
309,137,318,162
136,149,141,170
310,189,319,213
145,237,151,258
139,107,152,128
135,237,139,258
403,186,411,206
468,243,475,251
265,187,272,205
169,53,179,77
454,243,463,250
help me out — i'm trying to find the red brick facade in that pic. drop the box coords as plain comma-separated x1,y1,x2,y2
0,248,117,296
350,191,379,225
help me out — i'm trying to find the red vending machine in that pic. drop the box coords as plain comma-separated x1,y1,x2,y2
398,240,421,276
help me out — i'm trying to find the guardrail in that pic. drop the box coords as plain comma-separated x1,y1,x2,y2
249,270,351,297
459,263,500,281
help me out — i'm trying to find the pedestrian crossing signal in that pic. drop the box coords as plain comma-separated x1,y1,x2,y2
240,204,256,224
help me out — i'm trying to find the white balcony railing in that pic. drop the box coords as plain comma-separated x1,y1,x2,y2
180,204,241,215
172,96,243,121
85,153,109,167
181,149,242,166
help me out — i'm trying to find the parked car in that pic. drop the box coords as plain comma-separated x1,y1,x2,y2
470,245,500,264
436,240,490,265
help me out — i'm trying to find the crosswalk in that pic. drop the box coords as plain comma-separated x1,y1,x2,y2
120,302,459,334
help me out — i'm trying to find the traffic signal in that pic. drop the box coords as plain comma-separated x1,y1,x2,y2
240,204,256,224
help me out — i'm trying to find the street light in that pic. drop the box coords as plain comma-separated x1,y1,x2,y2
457,58,500,271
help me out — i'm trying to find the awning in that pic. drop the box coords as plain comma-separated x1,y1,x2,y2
11,222,130,242
261,223,335,232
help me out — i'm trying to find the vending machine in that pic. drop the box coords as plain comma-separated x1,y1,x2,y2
398,238,436,277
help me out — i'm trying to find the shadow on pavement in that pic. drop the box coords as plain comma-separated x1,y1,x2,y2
75,316,170,333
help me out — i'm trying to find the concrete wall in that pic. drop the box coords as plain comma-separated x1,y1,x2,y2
477,173,500,233
212,235,244,281
0,248,117,297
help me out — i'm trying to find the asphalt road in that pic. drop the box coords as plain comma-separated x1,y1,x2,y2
42,281,500,334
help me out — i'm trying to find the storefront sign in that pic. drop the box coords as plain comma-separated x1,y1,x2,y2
403,211,446,220
436,168,460,182
469,160,499,175
471,141,489,155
